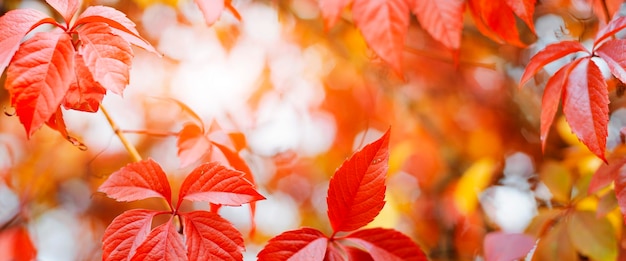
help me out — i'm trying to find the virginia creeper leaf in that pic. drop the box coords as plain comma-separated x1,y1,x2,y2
45,107,69,139
102,209,160,261
98,158,173,205
519,41,588,86
534,221,577,261
589,156,626,195
178,162,265,207
0,8,57,74
130,217,187,261
63,53,107,113
0,226,37,261
75,6,158,55
324,242,348,261
345,228,428,261
257,228,328,261
211,141,259,234
194,0,225,26
5,31,75,137
504,0,536,32
45,0,79,24
319,0,352,29
181,210,244,261
327,129,389,232
177,123,211,168
409,0,465,50
483,232,535,261
345,246,374,261
562,58,609,162
595,16,626,47
211,141,254,184
77,22,133,95
613,163,626,221
352,0,409,74
595,39,626,84
567,211,617,261
467,0,535,46
540,59,583,151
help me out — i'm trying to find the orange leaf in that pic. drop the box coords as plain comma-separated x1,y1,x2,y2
352,0,410,74
5,31,75,137
595,39,626,84
345,228,427,261
102,209,161,261
468,0,535,46
98,158,173,206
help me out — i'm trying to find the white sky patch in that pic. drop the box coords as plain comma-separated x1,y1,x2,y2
255,191,301,236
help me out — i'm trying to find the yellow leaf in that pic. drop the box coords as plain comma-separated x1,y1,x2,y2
454,158,496,215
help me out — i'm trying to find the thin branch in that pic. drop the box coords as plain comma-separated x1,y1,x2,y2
100,105,142,162
600,0,611,24
120,129,179,137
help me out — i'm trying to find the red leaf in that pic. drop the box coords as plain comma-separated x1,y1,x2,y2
409,0,465,50
595,39,626,84
0,226,37,261
77,22,133,95
483,232,535,261
540,59,583,151
327,129,390,232
467,0,535,46
181,211,244,260
504,0,536,32
352,0,409,74
562,58,609,161
319,0,352,29
589,157,626,195
257,228,328,261
178,162,265,206
5,31,75,137
520,41,589,86
194,0,225,26
98,158,173,205
345,228,427,261
75,6,159,55
594,16,626,47
324,242,348,261
212,141,255,184
63,53,106,112
614,167,626,221
177,123,211,168
45,107,69,139
345,246,374,261
0,8,57,74
102,209,161,261
130,217,187,261
45,0,79,23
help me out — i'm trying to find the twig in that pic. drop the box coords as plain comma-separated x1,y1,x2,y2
100,105,142,162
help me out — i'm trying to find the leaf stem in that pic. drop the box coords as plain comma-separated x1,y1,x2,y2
99,105,142,162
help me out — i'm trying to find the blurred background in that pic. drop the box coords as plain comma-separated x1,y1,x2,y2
1,0,625,260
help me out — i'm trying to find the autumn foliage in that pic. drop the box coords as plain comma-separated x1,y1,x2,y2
4,0,626,260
